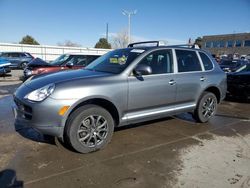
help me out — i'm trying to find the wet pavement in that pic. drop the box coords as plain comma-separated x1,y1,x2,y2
0,78,250,188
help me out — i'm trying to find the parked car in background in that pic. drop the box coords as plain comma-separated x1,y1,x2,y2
219,59,249,73
0,57,11,76
0,52,34,69
14,41,227,153
246,54,250,61
227,64,250,100
23,53,101,80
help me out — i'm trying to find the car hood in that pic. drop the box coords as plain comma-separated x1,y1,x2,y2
24,69,112,90
228,71,250,76
27,58,51,68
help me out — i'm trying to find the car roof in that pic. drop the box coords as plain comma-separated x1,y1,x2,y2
122,46,206,53
63,52,102,56
0,51,29,54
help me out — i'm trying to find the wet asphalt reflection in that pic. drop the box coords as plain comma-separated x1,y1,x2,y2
0,81,249,188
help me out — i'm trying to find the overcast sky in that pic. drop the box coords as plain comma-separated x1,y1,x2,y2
0,0,249,47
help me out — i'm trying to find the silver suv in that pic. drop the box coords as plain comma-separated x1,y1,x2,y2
13,41,227,153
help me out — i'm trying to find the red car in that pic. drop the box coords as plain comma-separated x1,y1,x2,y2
23,53,100,80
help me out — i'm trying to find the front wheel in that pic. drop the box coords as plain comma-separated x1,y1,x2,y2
193,92,217,123
65,105,114,153
20,62,27,69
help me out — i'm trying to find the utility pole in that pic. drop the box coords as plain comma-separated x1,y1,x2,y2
106,23,109,42
122,10,137,44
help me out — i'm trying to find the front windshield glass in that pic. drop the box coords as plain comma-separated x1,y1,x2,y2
236,64,250,72
50,54,71,66
86,48,145,74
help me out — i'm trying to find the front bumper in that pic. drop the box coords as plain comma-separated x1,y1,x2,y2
12,93,77,138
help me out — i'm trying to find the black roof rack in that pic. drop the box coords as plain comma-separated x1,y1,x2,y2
128,41,200,49
168,44,200,49
128,41,164,48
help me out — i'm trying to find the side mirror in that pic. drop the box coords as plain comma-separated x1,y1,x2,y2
133,64,152,76
66,62,74,68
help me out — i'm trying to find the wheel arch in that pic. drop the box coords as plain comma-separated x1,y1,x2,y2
203,86,221,103
62,97,120,130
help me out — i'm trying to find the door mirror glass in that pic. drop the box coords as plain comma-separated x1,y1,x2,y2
133,64,152,76
66,62,74,68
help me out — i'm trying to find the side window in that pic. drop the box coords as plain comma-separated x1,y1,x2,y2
138,50,173,74
19,53,26,57
199,52,213,71
176,50,202,72
74,56,87,66
10,53,20,58
0,53,8,57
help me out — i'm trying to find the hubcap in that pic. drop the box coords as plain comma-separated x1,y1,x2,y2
202,97,216,118
77,115,108,148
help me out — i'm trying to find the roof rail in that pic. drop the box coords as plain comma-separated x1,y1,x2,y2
168,44,200,49
127,41,166,48
128,41,200,49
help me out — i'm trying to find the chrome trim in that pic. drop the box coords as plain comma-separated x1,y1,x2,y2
122,104,196,120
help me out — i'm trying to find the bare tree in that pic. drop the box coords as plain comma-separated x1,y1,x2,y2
110,29,130,49
57,40,81,47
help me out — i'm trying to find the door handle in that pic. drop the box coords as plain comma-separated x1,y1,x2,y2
200,77,206,81
169,80,176,85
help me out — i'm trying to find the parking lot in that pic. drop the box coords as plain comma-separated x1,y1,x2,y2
0,70,249,188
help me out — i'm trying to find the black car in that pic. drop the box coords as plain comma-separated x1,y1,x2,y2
227,64,250,100
219,59,248,73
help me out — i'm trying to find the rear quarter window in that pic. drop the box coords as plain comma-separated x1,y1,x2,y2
199,52,214,71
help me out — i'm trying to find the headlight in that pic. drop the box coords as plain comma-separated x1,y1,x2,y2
25,69,32,76
25,83,55,102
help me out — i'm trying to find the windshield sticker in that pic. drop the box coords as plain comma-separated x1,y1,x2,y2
131,49,145,53
110,55,127,65
118,55,127,65
110,58,118,64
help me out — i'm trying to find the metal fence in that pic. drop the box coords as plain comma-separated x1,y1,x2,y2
0,43,111,61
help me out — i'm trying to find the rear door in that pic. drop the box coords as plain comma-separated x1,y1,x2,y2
127,49,176,122
8,53,21,67
174,49,205,113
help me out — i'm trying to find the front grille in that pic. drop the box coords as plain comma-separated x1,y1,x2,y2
14,96,33,120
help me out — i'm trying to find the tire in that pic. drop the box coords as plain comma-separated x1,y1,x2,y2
193,92,217,123
64,105,114,153
20,62,28,69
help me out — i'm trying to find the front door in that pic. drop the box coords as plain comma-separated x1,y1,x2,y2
127,49,176,123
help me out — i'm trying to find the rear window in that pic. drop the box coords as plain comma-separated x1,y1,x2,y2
199,52,213,71
176,50,202,72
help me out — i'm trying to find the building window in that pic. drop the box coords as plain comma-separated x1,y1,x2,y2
212,41,220,48
227,40,234,47
244,40,250,47
205,41,211,48
235,40,242,47
219,41,225,48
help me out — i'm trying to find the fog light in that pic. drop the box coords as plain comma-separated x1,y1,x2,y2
58,106,70,116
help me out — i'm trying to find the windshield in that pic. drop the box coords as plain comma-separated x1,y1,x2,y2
236,64,250,72
50,54,71,66
86,48,145,74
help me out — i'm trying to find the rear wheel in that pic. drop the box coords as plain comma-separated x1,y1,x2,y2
193,92,217,123
65,105,114,153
